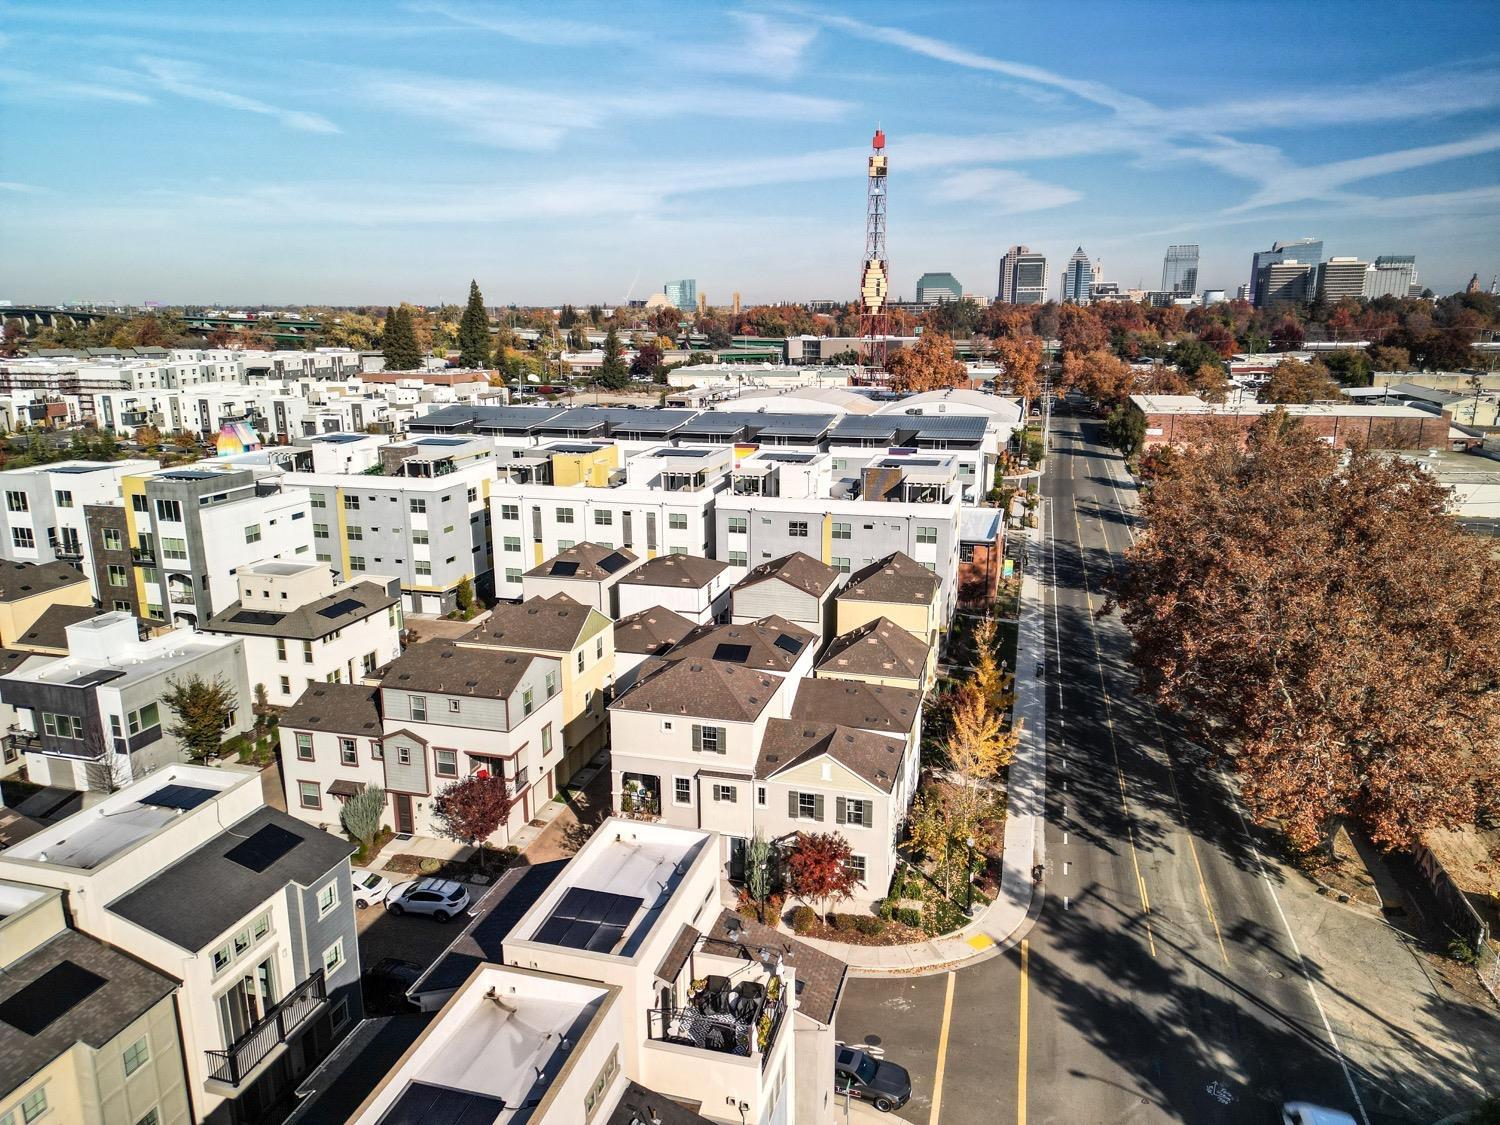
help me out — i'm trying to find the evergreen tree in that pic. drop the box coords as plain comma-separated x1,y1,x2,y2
381,304,421,371
596,325,629,390
457,280,492,368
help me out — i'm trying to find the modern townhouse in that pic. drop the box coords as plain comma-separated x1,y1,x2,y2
280,639,566,840
729,553,840,643
828,415,990,501
0,880,191,1125
0,560,93,646
0,459,158,590
80,464,314,628
93,384,313,443
668,617,819,683
522,542,643,615
714,494,961,624
623,444,735,490
0,612,251,791
284,437,497,616
835,552,944,651
0,766,362,1125
787,679,922,798
814,616,934,692
613,606,695,693
728,450,834,501
958,507,1007,609
616,552,733,624
203,560,402,709
461,594,613,775
281,431,390,475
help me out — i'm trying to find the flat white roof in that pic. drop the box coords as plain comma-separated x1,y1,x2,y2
1130,394,1435,419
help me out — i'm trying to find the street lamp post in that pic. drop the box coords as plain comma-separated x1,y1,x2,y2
965,835,976,912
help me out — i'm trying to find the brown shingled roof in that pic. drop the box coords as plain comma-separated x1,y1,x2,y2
756,718,906,793
280,683,382,736
733,551,839,598
523,541,638,581
464,594,607,653
620,553,727,589
14,603,108,652
383,641,548,699
668,615,815,672
0,560,86,602
816,617,931,680
614,606,696,656
610,657,781,723
838,551,940,604
701,910,847,1026
789,679,920,736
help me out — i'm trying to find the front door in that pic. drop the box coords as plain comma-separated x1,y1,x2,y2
728,836,748,883
393,793,414,835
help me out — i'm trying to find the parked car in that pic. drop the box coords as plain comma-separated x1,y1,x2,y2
1282,1105,1359,1125
351,868,392,910
384,877,471,922
364,957,422,1015
835,1046,911,1113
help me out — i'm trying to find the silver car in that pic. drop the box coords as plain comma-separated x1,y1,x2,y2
384,877,471,922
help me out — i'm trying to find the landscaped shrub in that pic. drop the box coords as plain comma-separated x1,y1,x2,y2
829,913,856,933
852,915,884,936
790,906,817,935
893,907,923,929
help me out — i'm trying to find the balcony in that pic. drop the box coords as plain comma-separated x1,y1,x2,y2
169,589,196,605
3,728,40,756
131,546,156,564
205,969,325,1087
647,974,788,1068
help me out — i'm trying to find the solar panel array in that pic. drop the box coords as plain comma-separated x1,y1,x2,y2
140,783,217,811
773,633,805,655
533,886,641,952
224,823,302,873
229,610,285,627
713,643,752,664
66,668,125,688
549,561,579,577
597,551,631,574
317,597,364,620
0,961,107,1036
378,1081,507,1125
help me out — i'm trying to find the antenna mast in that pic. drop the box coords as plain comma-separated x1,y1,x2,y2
858,128,890,373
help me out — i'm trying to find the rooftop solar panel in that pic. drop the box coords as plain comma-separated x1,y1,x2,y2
317,597,363,619
229,610,285,626
0,961,107,1035
773,633,805,655
535,887,641,952
140,784,216,811
224,823,302,873
597,552,631,574
67,668,126,688
377,1081,507,1125
549,561,579,577
713,643,752,664
583,922,628,953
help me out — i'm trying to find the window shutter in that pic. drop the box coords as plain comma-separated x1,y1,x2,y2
788,790,799,818
836,797,847,825
715,727,727,754
691,725,702,753
814,794,825,821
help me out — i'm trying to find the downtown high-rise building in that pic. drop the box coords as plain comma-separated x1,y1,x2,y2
1161,244,1200,295
664,278,697,311
1261,260,1314,306
915,272,963,304
997,245,1048,304
1314,257,1370,303
1249,238,1323,306
1060,247,1092,304
1362,255,1417,299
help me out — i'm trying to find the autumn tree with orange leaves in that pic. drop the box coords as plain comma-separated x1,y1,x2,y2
885,332,967,393
1115,415,1500,852
992,334,1043,403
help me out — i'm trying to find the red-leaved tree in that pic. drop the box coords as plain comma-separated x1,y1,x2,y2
786,832,860,920
431,774,514,867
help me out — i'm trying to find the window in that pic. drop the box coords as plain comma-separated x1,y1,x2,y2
302,640,314,664
126,703,159,735
244,524,262,544
838,796,872,828
411,529,429,545
414,561,431,577
102,528,123,551
155,499,181,522
108,564,128,587
410,498,426,514
313,522,329,538
339,738,357,766
1,490,29,515
467,487,478,503
959,544,975,562
576,650,585,673
541,724,553,755
594,509,612,526
845,854,867,885
343,494,360,510
296,732,314,761
11,528,32,550
583,1046,621,1121
673,777,692,805
410,695,427,721
372,740,384,760
41,712,83,739
692,724,725,754
113,600,132,613
279,675,291,694
791,790,824,821
435,748,457,777
788,520,809,538
317,879,339,917
276,638,288,661
831,556,850,573
729,551,747,566
53,489,73,508
756,786,767,807
712,783,737,803
505,568,521,583
123,1036,150,1076
668,513,687,530
161,537,187,560
544,670,557,697
346,524,363,541
557,540,574,552
19,1089,45,1124
556,506,574,524
322,937,346,974
500,503,519,520
310,492,327,508
727,516,747,534
349,556,366,572
522,687,534,716
832,521,851,540
397,746,411,766
596,637,604,659
501,535,522,552
132,493,149,513
916,525,938,545
136,1111,160,1125
330,998,351,1034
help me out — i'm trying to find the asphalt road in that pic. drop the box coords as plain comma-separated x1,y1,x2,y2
837,416,1408,1125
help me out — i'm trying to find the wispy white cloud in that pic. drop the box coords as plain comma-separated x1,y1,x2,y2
0,66,154,105
722,12,817,73
402,1,629,46
927,168,1081,213
0,182,41,194
135,56,339,133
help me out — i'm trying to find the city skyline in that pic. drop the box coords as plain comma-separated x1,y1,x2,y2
2,1,1498,305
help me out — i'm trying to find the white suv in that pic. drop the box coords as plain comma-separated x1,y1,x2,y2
384,878,471,922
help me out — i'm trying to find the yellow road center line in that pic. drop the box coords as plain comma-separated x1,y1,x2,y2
1018,940,1029,1125
929,971,957,1125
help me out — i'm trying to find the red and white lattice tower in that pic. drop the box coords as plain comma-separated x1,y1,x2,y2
858,128,890,372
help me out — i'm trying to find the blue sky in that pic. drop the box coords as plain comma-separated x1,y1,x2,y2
2,0,1497,306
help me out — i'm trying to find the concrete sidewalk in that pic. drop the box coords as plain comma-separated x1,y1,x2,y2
803,518,1050,975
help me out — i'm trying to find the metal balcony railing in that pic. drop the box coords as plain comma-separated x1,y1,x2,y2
204,969,325,1087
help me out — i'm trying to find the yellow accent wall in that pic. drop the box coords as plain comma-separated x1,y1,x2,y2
122,474,152,611
334,487,352,575
820,513,833,564
549,444,618,487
